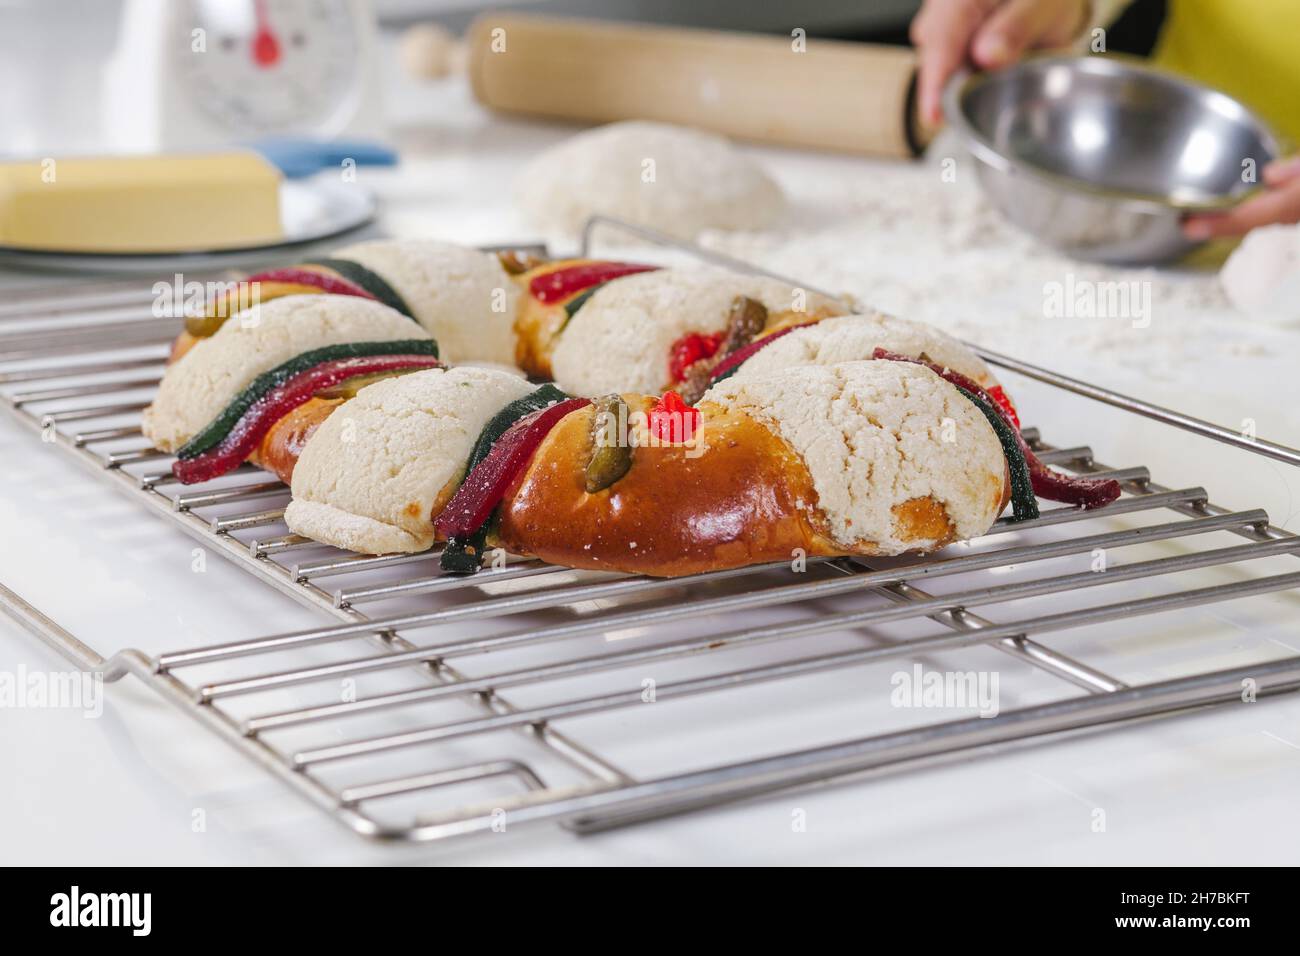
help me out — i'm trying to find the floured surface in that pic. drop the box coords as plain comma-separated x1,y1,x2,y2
698,141,1295,407
684,140,1299,524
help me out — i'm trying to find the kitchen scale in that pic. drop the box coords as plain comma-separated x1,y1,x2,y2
105,0,384,149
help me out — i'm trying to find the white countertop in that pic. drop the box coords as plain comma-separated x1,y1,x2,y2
3,51,1300,866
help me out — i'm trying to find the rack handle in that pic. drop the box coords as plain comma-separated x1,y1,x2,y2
0,582,138,680
974,346,1300,469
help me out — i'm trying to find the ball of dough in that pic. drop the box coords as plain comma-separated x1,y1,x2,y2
516,121,785,239
1220,223,1300,319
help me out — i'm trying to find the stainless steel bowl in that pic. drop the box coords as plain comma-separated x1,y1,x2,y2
943,56,1286,264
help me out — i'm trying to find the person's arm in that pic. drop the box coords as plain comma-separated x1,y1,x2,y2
1183,158,1300,239
910,0,1096,125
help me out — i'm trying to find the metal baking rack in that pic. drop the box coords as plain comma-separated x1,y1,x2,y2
2,221,1300,845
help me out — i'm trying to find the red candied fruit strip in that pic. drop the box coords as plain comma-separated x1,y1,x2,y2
172,355,442,484
528,262,659,304
871,348,1119,509
244,267,376,301
649,391,701,443
434,397,592,538
706,321,820,384
985,385,1021,430
668,331,724,383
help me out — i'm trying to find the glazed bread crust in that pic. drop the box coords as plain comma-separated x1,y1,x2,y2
249,396,341,485
494,399,843,576
512,286,570,380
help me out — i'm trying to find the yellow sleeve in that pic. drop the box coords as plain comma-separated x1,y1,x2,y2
1153,0,1299,148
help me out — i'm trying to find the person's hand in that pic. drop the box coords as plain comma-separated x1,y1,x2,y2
1182,157,1300,239
910,0,1093,126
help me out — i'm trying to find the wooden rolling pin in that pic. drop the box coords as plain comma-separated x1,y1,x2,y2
465,13,930,158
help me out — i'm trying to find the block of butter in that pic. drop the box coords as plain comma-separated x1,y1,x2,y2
0,151,283,253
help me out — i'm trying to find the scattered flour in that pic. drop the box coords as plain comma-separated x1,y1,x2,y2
686,139,1299,523
699,143,1257,379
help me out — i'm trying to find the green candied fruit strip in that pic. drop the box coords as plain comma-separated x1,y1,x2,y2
439,384,571,574
954,385,1039,522
305,257,418,321
553,282,607,336
440,530,489,574
709,363,741,385
463,383,570,475
176,339,438,460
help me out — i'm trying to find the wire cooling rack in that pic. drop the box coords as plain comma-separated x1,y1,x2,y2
2,224,1300,844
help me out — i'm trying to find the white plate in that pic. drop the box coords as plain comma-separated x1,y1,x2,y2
0,178,376,274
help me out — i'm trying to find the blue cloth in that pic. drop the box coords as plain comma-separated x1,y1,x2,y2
250,138,398,178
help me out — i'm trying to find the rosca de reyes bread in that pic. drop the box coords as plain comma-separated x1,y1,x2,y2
267,315,1118,574
140,239,1122,577
279,359,1011,574
163,236,850,394
493,362,1010,576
